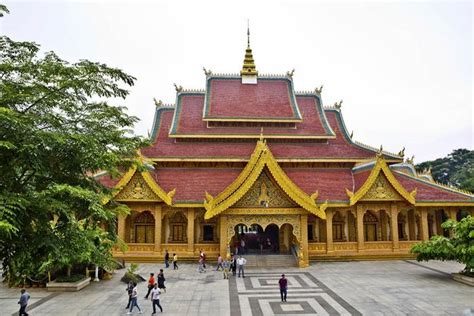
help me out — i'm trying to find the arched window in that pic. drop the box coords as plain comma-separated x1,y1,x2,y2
364,211,378,241
134,211,155,243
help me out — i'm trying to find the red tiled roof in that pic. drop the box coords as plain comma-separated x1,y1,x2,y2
284,168,353,201
142,108,382,160
171,94,332,137
353,169,371,192
204,78,300,120
95,173,121,188
393,172,472,201
150,168,242,202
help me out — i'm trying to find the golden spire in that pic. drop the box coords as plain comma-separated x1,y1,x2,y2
241,21,258,76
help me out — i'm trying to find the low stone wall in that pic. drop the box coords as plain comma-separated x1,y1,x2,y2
47,277,91,292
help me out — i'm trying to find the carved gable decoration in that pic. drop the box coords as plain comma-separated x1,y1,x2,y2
233,171,298,208
115,173,161,201
361,174,403,201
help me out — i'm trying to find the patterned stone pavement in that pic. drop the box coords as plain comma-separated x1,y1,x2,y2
1,260,473,315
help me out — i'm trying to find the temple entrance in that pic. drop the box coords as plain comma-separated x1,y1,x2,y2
232,224,280,255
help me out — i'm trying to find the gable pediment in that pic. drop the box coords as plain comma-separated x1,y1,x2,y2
360,174,403,201
115,173,161,201
233,170,298,208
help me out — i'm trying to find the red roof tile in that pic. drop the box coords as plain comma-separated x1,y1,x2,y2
204,78,300,120
171,94,332,137
284,168,353,201
393,172,472,201
95,173,121,188
150,168,241,202
142,108,382,160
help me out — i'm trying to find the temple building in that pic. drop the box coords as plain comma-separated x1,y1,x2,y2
97,31,474,267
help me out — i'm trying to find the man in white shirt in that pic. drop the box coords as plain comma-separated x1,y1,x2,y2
150,283,163,314
237,256,247,278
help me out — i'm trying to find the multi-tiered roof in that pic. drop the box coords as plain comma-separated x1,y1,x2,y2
98,31,473,211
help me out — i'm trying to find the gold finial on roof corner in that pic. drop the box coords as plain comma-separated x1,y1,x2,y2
315,85,323,94
398,147,405,157
240,20,258,76
334,100,343,109
406,155,415,164
173,83,183,92
259,127,264,142
153,98,163,107
203,67,212,76
286,69,295,77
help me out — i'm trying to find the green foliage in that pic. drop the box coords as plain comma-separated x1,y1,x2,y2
416,149,474,192
128,263,139,274
55,274,87,283
411,216,474,273
0,28,148,283
120,263,142,284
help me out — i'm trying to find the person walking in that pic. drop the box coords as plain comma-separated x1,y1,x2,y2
198,256,205,273
230,254,237,276
199,250,206,269
222,258,230,279
144,273,155,299
279,274,288,302
173,253,178,270
125,281,134,309
157,269,166,293
216,254,223,271
18,289,30,316
126,282,143,314
150,283,163,314
164,250,170,268
237,255,247,278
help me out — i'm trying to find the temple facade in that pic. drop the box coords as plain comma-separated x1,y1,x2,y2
97,33,474,267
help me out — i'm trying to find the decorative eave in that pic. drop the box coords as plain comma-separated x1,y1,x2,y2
324,106,403,161
346,155,417,205
203,140,326,220
102,165,175,205
150,104,175,141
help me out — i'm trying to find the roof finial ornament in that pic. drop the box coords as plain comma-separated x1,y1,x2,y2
259,127,264,142
334,100,343,109
173,83,183,92
398,147,405,157
315,85,323,94
241,20,258,78
286,69,295,78
153,98,163,107
203,67,212,76
406,155,415,164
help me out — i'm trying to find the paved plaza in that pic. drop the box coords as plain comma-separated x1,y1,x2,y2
1,260,473,315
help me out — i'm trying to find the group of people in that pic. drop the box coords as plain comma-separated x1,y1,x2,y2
164,250,178,270
125,269,166,314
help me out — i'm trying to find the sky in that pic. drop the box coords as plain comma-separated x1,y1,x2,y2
1,0,472,162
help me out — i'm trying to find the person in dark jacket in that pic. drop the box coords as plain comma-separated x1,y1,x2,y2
164,249,170,268
279,274,288,302
157,269,166,293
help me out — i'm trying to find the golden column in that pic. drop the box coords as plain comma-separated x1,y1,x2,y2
154,205,162,253
187,208,195,255
419,207,429,241
117,214,126,242
219,215,228,259
300,214,309,267
390,203,400,251
356,204,365,252
325,210,334,253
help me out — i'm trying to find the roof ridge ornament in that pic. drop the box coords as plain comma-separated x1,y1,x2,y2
286,69,295,78
334,100,343,109
240,20,258,82
173,83,183,92
315,85,323,94
203,67,212,76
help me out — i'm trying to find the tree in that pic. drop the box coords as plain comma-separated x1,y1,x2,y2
0,10,147,283
411,216,474,275
416,149,474,192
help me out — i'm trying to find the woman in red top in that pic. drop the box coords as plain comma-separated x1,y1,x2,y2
144,273,155,299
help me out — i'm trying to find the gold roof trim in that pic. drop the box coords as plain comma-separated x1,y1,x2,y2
204,140,325,219
346,155,416,205
102,165,175,205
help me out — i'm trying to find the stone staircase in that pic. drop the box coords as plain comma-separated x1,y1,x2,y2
241,254,297,267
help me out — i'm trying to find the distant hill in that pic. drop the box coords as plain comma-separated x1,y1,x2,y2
416,149,473,193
